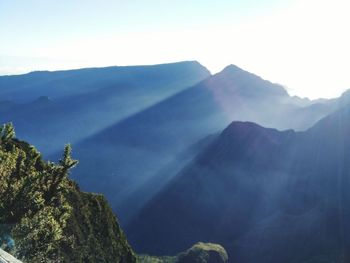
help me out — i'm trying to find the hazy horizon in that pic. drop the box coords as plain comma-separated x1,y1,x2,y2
2,2,350,262
2,0,350,99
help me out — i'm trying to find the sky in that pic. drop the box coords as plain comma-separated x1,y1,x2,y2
1,0,350,99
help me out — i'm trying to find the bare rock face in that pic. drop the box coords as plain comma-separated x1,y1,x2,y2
177,243,229,263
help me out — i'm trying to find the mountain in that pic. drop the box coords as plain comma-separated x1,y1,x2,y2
0,61,210,154
127,106,350,263
0,61,210,103
0,123,229,263
69,64,338,223
1,62,342,226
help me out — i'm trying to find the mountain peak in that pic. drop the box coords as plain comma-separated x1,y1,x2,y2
210,64,289,98
226,120,265,130
224,121,294,133
221,121,294,147
221,64,245,73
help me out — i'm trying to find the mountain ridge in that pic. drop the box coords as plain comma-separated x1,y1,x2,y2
127,105,350,263
0,61,344,229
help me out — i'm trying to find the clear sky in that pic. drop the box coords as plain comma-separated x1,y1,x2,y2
1,0,350,99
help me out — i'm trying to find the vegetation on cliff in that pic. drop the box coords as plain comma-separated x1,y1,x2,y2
0,123,136,262
0,122,229,263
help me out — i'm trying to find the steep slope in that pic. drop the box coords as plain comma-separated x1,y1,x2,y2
200,65,340,130
0,124,136,263
0,61,210,154
0,123,230,263
70,65,337,223
1,63,341,227
63,190,136,263
127,106,350,263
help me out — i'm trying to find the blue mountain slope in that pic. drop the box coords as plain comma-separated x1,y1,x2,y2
127,106,350,263
0,61,210,102
0,61,210,154
68,65,338,224
0,62,342,228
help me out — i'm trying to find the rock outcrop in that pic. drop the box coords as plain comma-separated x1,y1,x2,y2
0,249,23,263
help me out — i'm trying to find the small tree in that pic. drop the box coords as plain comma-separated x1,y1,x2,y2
0,124,77,262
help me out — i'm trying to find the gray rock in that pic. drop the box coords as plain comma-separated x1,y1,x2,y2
0,249,22,263
177,243,229,263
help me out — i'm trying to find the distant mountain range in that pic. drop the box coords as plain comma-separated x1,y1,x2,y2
3,61,350,262
0,61,348,227
65,63,347,222
127,105,350,263
0,61,210,102
0,61,210,154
